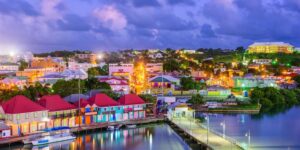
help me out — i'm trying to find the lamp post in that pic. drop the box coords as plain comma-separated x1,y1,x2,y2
245,130,251,150
220,121,226,138
205,115,209,145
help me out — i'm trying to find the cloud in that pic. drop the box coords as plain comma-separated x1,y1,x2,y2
56,14,91,31
131,0,161,7
201,24,216,38
165,0,195,6
93,5,127,30
0,0,39,16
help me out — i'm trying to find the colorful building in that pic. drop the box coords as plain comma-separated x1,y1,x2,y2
98,76,130,94
247,42,294,54
0,95,48,136
199,86,231,96
109,63,133,79
88,93,121,123
37,95,77,128
233,76,277,89
149,75,180,94
118,94,146,120
73,99,94,125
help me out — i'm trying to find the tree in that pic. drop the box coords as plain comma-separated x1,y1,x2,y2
187,94,204,105
250,88,264,104
163,59,180,72
18,59,28,71
260,98,273,109
87,66,108,77
293,75,300,88
102,91,120,100
139,94,156,104
52,79,86,97
85,77,111,91
180,77,195,90
235,46,245,53
280,89,297,106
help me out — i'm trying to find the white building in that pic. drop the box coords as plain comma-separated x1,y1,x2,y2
68,62,98,71
0,63,19,73
39,69,88,84
98,76,130,94
109,63,134,78
252,59,272,65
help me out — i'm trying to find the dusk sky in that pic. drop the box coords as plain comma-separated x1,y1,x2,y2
1,0,300,53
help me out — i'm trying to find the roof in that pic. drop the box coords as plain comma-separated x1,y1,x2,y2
249,42,293,47
74,99,90,108
38,95,76,111
88,93,119,107
118,94,145,105
64,94,89,103
149,75,179,83
1,95,47,114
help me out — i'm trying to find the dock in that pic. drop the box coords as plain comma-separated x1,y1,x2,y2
169,117,244,150
0,117,164,147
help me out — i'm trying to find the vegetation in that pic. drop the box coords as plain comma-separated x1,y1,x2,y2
18,59,29,71
139,94,156,104
85,77,111,91
87,65,108,77
250,87,300,112
52,79,86,97
187,94,204,105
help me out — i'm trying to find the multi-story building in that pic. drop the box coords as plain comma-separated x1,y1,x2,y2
31,57,62,70
37,95,77,128
68,62,98,71
0,76,28,90
247,42,294,54
75,53,97,64
109,63,134,79
233,76,277,88
98,76,130,94
0,95,48,136
118,94,146,120
0,63,19,73
87,93,121,123
146,63,163,78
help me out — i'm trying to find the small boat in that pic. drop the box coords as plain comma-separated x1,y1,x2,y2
23,133,49,144
107,126,115,131
115,124,123,130
126,124,136,129
31,133,76,146
31,126,76,146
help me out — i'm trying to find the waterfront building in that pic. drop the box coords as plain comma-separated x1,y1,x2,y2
247,42,294,54
98,76,130,94
118,94,146,120
38,95,77,128
0,63,19,73
199,86,231,96
0,95,48,136
73,99,93,125
233,76,277,88
168,103,194,119
0,121,11,138
88,93,121,123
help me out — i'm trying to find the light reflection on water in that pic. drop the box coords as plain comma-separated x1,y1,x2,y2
6,124,191,150
205,107,300,150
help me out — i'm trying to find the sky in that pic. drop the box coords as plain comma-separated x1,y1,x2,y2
0,0,300,53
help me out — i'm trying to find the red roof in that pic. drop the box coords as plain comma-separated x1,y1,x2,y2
38,95,76,111
1,95,47,114
88,93,119,107
118,94,145,105
74,99,90,108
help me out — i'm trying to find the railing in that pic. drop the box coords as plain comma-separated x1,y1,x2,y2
198,122,245,149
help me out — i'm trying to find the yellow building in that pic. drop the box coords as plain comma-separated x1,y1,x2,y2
247,42,294,54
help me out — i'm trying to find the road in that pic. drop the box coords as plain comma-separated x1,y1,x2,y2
171,117,244,150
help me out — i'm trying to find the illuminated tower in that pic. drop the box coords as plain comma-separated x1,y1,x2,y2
131,61,148,94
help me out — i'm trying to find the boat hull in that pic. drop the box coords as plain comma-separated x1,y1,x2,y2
32,136,76,146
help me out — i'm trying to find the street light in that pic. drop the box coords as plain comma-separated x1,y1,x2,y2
245,130,251,150
220,121,226,138
205,115,209,145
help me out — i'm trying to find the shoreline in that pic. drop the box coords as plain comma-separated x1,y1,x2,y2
0,117,165,147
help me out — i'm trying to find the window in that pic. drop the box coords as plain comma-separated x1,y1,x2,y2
26,113,29,119
16,114,20,120
34,112,37,118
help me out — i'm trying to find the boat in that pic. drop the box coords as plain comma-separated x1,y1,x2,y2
126,124,136,129
31,126,76,146
107,126,115,131
23,132,49,144
115,124,123,130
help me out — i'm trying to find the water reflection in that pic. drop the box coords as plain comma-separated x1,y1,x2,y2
6,124,191,150
204,107,300,150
